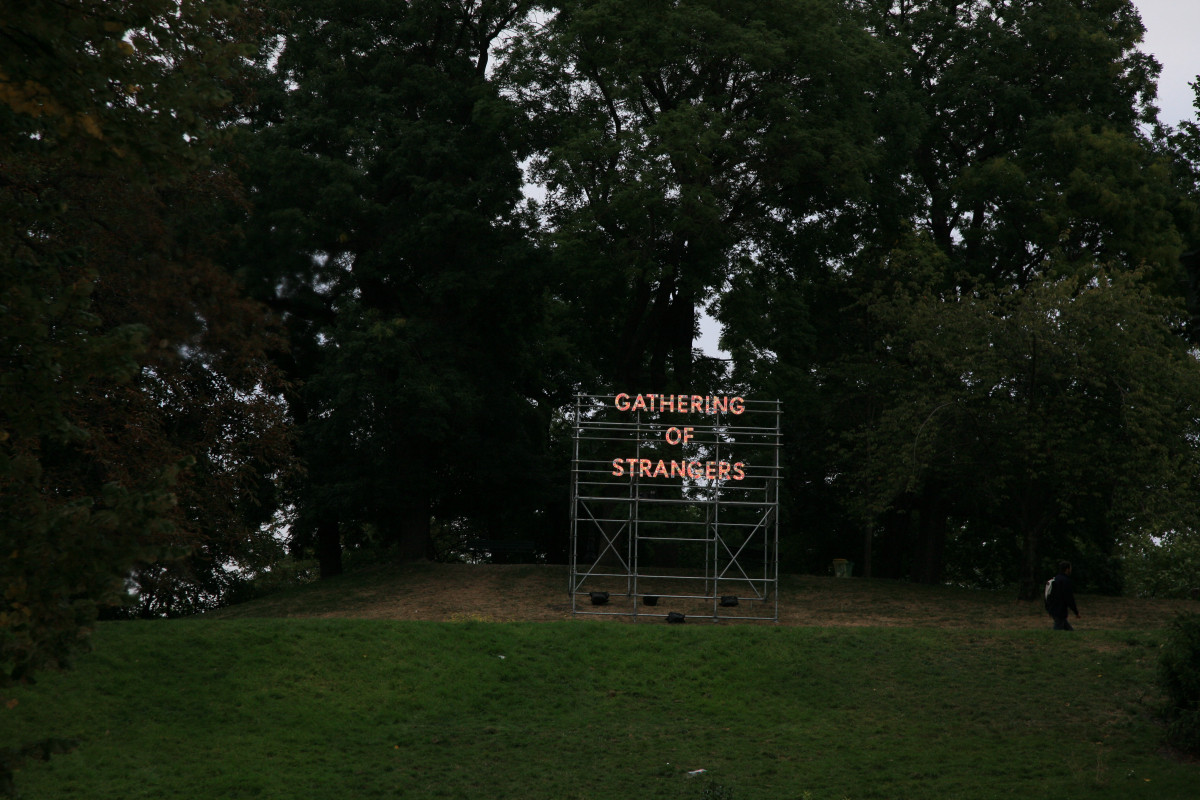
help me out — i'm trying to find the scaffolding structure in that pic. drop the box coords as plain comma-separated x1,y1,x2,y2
569,393,781,622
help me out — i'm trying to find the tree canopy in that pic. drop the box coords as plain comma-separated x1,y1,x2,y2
712,0,1200,593
235,0,565,573
1,0,297,788
500,0,885,390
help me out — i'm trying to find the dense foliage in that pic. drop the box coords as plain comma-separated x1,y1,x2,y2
6,0,1200,686
234,0,566,574
714,0,1200,595
2,0,289,789
498,0,884,390
1159,613,1200,755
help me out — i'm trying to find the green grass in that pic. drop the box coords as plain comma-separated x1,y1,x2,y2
5,618,1195,799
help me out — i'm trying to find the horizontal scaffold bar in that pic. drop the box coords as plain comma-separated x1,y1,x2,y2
575,420,781,430
574,393,781,405
634,535,717,543
630,574,773,584
578,495,780,507
570,609,782,623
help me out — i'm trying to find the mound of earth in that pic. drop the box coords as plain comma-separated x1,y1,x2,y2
209,562,1195,629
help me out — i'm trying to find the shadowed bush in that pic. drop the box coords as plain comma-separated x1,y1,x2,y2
1158,612,1200,754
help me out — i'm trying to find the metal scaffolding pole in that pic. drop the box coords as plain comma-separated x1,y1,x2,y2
569,393,782,623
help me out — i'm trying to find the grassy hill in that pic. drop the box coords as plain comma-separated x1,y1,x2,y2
209,561,1191,629
6,565,1199,799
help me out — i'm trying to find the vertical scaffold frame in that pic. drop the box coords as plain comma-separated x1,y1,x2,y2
569,393,782,622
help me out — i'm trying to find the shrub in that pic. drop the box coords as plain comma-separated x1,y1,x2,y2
1158,613,1200,754
1120,531,1200,598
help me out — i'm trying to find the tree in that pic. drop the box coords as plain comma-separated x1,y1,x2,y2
718,0,1195,589
237,0,561,573
2,0,281,788
3,1,292,618
74,165,295,616
500,0,885,391
854,0,1176,287
832,247,1200,596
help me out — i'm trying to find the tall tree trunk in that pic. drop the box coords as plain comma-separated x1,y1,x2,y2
912,486,947,584
861,518,874,579
397,497,434,561
618,277,654,389
876,505,910,580
1018,524,1043,601
317,519,342,578
1016,481,1052,600
648,275,677,388
672,285,696,388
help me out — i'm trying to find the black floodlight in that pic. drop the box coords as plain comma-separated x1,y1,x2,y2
642,595,659,606
589,591,610,606
666,611,685,624
720,595,739,607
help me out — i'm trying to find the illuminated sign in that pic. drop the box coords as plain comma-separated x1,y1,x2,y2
613,393,746,415
610,393,747,480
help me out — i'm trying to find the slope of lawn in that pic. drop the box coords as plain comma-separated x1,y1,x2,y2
206,561,1194,630
5,613,1196,799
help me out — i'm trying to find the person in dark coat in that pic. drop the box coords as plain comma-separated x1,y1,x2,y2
1046,560,1080,631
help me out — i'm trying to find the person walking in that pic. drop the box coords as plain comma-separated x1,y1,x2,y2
1045,560,1080,631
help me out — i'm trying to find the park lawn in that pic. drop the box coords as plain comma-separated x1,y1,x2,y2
5,618,1195,799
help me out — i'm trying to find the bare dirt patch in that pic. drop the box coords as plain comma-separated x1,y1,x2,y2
211,562,1197,629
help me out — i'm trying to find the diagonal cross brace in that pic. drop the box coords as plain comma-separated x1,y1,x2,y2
572,499,631,590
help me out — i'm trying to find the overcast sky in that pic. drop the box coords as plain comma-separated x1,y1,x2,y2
1134,0,1200,127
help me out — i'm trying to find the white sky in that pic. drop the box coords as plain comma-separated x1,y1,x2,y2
1134,0,1200,127
696,1,1200,358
